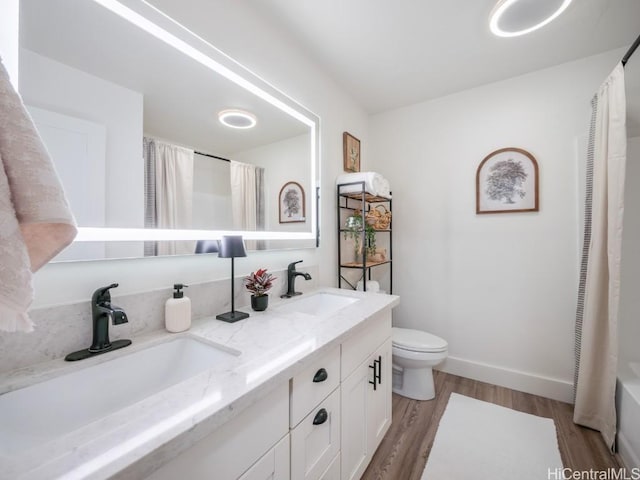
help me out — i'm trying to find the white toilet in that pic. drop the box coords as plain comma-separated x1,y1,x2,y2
391,327,448,401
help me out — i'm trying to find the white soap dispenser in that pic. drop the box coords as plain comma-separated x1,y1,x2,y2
165,284,191,333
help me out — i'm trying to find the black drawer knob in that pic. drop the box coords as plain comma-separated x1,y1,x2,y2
313,368,328,383
313,408,328,425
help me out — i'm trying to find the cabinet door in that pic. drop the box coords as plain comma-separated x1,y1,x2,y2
340,356,373,480
341,338,392,480
239,434,290,480
367,339,392,455
146,383,289,480
291,387,341,480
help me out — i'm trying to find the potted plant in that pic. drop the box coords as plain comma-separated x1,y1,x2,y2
344,211,377,262
244,268,276,311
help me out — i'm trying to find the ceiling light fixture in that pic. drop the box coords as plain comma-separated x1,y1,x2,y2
218,109,257,129
489,0,573,38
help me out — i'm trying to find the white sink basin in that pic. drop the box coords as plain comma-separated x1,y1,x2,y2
0,337,239,454
276,292,358,317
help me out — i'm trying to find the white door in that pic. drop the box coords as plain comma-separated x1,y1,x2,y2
27,106,107,260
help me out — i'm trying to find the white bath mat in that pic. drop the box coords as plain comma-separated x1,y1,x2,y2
422,393,563,480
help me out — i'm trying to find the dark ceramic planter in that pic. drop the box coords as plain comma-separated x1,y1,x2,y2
251,294,269,311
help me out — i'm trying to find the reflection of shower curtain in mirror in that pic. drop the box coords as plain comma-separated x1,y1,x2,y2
143,137,195,256
230,160,265,250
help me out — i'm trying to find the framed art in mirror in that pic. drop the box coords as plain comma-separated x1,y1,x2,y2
476,147,539,214
279,181,306,223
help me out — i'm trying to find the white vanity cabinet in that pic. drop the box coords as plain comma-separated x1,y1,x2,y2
146,382,289,480
145,306,393,480
340,310,392,480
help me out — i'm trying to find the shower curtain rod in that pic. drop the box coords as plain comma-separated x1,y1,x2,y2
622,33,640,67
194,150,231,163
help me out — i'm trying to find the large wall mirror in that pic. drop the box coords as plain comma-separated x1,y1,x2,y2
18,0,320,261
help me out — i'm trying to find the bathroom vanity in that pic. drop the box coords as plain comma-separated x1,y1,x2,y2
0,288,398,480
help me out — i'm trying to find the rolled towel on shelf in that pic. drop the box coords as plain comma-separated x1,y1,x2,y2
336,172,390,197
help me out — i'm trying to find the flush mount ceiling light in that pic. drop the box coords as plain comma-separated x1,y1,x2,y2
489,0,573,37
218,109,257,129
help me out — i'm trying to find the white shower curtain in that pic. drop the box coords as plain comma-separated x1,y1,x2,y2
574,63,627,450
154,141,195,256
230,160,265,250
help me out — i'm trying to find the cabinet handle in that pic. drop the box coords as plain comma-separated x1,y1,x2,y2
313,408,328,425
313,368,328,383
369,362,377,390
375,355,382,384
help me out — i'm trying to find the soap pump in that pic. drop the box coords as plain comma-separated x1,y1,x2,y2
165,284,191,333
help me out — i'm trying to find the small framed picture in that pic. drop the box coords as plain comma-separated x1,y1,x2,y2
279,181,306,223
476,147,539,214
343,132,361,173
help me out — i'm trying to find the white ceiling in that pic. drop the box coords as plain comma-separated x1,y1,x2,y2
246,0,640,114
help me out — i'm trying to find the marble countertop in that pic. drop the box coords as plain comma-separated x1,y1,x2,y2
0,287,399,480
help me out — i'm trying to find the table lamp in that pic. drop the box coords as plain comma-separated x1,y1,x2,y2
216,235,250,322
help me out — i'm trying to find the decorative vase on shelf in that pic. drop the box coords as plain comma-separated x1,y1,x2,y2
251,294,269,311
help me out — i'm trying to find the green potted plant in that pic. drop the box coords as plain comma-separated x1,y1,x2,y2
244,268,276,311
344,212,376,262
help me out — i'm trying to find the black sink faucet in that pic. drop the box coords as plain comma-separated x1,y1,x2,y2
65,283,132,361
281,261,312,298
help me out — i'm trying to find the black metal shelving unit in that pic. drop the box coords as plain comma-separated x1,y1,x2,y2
337,181,392,293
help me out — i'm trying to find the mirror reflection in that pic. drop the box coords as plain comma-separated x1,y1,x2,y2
18,0,316,261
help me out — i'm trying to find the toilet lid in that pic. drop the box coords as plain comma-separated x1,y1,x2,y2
392,327,448,353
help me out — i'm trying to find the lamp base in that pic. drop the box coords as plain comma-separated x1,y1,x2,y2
216,310,250,323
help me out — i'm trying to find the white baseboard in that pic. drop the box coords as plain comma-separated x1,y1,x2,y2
438,356,574,404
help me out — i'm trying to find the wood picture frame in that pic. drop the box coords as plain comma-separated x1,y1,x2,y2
279,181,306,223
476,147,539,214
343,132,361,173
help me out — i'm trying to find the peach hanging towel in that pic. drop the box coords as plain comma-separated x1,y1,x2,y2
0,57,76,332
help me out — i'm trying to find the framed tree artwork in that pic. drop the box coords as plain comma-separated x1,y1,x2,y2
476,147,539,214
279,181,306,223
343,132,361,173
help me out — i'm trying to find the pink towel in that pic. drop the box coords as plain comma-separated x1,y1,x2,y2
0,58,77,332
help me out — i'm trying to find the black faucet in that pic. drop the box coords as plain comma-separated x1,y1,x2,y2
65,284,132,361
281,261,312,298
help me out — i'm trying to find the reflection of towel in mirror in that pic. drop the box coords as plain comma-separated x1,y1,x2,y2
0,58,77,332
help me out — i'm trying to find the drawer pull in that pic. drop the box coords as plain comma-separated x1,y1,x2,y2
313,368,328,383
375,355,382,384
313,408,328,425
369,363,377,390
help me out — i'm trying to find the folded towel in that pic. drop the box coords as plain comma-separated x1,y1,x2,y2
0,57,77,332
336,171,390,197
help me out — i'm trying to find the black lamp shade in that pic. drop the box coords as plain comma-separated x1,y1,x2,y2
218,235,247,258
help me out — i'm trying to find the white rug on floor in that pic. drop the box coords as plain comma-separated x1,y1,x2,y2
422,393,563,480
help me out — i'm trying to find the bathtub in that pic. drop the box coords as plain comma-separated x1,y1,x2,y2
617,362,640,468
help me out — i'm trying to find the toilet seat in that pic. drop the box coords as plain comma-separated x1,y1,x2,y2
392,327,448,353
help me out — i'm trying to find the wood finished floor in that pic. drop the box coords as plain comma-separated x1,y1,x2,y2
362,371,624,480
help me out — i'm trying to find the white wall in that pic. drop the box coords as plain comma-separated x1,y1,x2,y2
192,154,233,230
369,49,624,402
620,136,640,364
21,0,368,308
